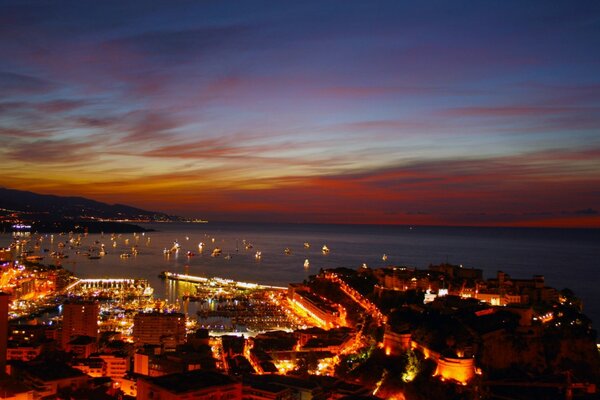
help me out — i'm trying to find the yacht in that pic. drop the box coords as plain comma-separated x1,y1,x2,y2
284,248,292,255
382,254,388,261
304,259,310,269
255,251,262,260
303,242,310,249
322,245,330,254
212,247,222,257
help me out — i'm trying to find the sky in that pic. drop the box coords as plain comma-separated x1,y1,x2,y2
1,1,599,227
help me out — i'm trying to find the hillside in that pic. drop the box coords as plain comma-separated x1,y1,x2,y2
0,187,184,232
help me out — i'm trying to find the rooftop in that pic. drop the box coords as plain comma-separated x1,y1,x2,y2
143,370,236,393
244,379,289,394
13,361,87,381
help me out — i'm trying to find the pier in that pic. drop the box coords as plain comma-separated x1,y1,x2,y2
160,271,287,291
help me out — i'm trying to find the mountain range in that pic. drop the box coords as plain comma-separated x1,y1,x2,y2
0,187,183,232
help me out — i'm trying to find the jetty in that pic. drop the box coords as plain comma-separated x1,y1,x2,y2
159,271,287,290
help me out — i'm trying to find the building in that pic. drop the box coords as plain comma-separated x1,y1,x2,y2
99,353,129,379
0,248,12,263
9,361,89,399
60,301,99,349
137,370,242,400
287,285,344,328
243,380,295,400
133,312,186,349
244,375,324,400
0,374,34,400
0,292,10,374
66,335,98,358
382,327,411,356
6,343,43,362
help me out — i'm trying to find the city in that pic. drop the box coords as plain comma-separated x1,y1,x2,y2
0,229,597,400
1,1,599,399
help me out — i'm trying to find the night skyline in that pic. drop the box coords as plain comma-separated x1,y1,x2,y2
1,1,599,227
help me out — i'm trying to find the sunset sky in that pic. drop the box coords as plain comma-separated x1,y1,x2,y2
1,1,599,227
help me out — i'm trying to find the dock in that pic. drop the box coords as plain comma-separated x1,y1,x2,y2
160,271,287,290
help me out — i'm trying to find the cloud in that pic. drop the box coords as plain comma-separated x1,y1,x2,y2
440,106,597,118
0,127,50,139
0,71,55,96
34,99,91,113
5,138,101,164
119,110,179,144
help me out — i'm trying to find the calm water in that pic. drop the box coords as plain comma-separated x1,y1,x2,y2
2,222,599,327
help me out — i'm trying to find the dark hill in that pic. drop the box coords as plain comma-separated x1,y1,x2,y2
0,187,177,221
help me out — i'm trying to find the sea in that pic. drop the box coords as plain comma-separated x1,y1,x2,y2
2,222,599,329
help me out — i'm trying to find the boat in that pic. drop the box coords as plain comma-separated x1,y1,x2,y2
187,251,196,257
382,254,388,261
25,255,43,262
322,245,330,254
304,259,310,269
224,254,231,260
88,255,101,260
212,248,222,257
284,248,292,255
120,253,131,259
303,242,310,249
255,251,262,260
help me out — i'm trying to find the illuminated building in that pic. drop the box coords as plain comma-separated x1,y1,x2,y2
473,271,557,307
382,327,411,356
435,356,476,384
133,350,153,376
99,353,129,379
0,292,9,374
297,327,354,354
0,248,12,263
6,343,43,362
60,301,99,349
287,284,345,328
410,341,475,385
71,358,104,377
136,370,242,400
133,312,186,350
71,354,129,379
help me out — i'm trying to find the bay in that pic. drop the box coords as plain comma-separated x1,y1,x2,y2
2,222,599,329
